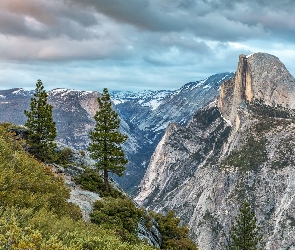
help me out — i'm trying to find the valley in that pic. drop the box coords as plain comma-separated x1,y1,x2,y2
1,52,295,249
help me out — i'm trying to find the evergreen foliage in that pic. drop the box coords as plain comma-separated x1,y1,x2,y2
0,123,154,249
75,169,124,198
221,136,268,172
229,200,262,250
194,107,221,127
151,210,198,250
0,122,198,249
55,147,74,166
246,98,294,119
90,197,143,244
24,80,57,162
88,88,128,193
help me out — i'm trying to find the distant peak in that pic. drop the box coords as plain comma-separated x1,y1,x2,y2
218,53,295,124
49,88,95,96
245,52,279,60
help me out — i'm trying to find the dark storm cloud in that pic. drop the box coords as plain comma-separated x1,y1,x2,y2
1,0,294,43
0,0,294,91
0,0,99,40
68,0,294,42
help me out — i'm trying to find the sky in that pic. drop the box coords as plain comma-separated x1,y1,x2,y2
0,0,294,92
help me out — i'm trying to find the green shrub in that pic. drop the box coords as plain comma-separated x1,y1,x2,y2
75,169,104,191
75,169,124,198
0,123,154,249
221,136,268,172
194,107,221,127
90,197,144,244
54,147,74,165
151,210,198,250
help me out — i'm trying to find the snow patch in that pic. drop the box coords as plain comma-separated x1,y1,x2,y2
113,99,126,105
141,99,162,110
220,112,232,126
12,88,24,94
80,91,93,96
51,88,69,93
149,99,161,110
153,121,170,132
190,82,203,90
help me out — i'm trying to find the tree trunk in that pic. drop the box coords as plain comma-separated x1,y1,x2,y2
104,168,110,193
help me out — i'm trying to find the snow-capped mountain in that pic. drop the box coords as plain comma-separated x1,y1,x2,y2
0,72,234,194
110,72,234,193
111,90,172,110
0,88,33,125
135,53,295,249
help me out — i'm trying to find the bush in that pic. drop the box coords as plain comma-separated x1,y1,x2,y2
75,169,124,198
221,136,268,172
151,210,198,250
90,197,144,244
79,150,86,156
54,147,74,165
0,123,154,249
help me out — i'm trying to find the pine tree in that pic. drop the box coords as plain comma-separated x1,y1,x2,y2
229,200,262,250
88,88,128,193
24,79,57,162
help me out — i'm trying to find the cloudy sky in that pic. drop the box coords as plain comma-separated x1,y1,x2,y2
0,0,294,92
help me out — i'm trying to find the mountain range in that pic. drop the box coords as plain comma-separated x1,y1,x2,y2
2,52,295,249
0,72,233,194
135,53,295,249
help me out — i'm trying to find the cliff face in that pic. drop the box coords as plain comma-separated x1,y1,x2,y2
218,53,295,125
0,73,233,194
136,53,295,249
49,89,100,149
0,88,101,149
111,73,233,193
0,73,233,195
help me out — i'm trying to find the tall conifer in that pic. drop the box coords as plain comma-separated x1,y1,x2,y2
230,200,262,250
88,88,128,193
24,79,57,162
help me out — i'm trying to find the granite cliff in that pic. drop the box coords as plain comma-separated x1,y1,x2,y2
111,72,233,192
0,73,233,194
136,53,295,249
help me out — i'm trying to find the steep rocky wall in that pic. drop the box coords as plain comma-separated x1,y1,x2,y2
218,53,295,125
137,99,295,249
136,53,295,249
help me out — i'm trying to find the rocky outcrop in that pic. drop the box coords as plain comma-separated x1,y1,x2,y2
218,53,295,125
111,73,234,192
49,89,100,149
0,73,234,194
138,218,162,248
49,163,100,222
136,53,295,249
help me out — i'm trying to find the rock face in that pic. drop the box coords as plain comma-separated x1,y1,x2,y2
138,218,162,248
0,88,33,125
111,73,234,192
218,53,295,124
0,73,233,194
49,89,101,149
136,53,295,249
0,88,100,149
